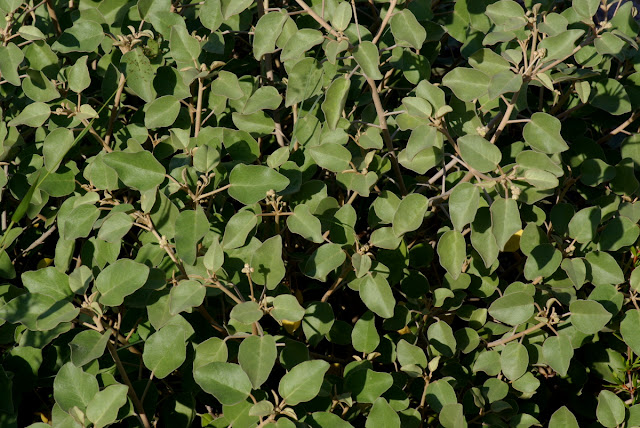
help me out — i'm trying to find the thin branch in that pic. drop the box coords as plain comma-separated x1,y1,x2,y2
487,321,547,348
365,77,407,195
372,0,397,44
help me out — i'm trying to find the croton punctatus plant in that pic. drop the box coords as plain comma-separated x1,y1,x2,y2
4,0,640,427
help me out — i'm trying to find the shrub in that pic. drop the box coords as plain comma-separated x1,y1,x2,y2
1,0,640,426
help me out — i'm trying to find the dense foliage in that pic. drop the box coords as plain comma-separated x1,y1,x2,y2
2,0,640,426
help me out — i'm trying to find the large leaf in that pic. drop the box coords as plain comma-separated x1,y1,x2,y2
228,164,290,205
103,151,166,191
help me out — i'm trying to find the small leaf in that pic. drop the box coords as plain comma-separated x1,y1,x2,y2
142,325,187,379
53,363,99,412
144,95,180,129
366,398,400,428
69,330,111,367
437,230,466,280
523,113,569,154
238,335,277,389
488,292,534,326
8,102,50,127
228,164,289,205
549,407,579,428
278,360,329,406
353,41,383,80
251,236,285,290
569,300,612,335
96,259,150,307
542,335,573,377
359,273,396,319
491,197,522,251
442,68,490,101
85,384,128,428
392,193,429,236
103,151,166,192
303,243,346,282
287,205,323,243
352,311,380,354
194,362,252,405
169,280,206,315
322,77,351,130
449,182,480,231
390,9,426,49
458,135,502,173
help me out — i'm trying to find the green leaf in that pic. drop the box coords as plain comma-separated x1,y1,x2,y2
243,86,282,114
22,267,72,301
458,134,502,173
53,363,99,412
251,236,285,290
211,70,244,99
425,380,457,412
69,329,111,367
366,398,400,428
449,182,480,231
491,197,522,251
585,251,624,286
390,10,426,49
488,70,523,99
222,209,258,250
485,0,527,31
352,311,380,354
322,77,351,131
437,230,466,280
488,292,534,326
538,29,584,61
68,56,91,93
285,57,323,106
331,2,352,31
85,384,128,428
548,407,579,428
359,273,396,319
175,207,209,265
523,113,569,154
120,48,156,102
500,342,529,381
574,0,600,19
170,25,201,63
142,325,187,378
442,68,490,101
392,193,429,236
253,11,288,59
439,403,466,428
303,243,346,282
238,335,277,389
592,78,632,115
569,300,611,335
96,259,150,307
397,339,428,369
568,206,601,243
169,280,206,315
428,321,457,357
542,335,573,377
524,244,562,280
103,151,165,192
194,362,252,405
230,301,263,324
7,102,50,127
200,0,223,31
98,212,133,243
52,20,104,53
228,164,289,205
308,143,352,172
280,29,324,63
271,295,305,322
145,95,180,129
597,390,625,428
0,43,24,86
302,302,335,346
220,0,252,18
287,204,323,243
621,310,640,356
278,360,329,406
353,41,383,80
